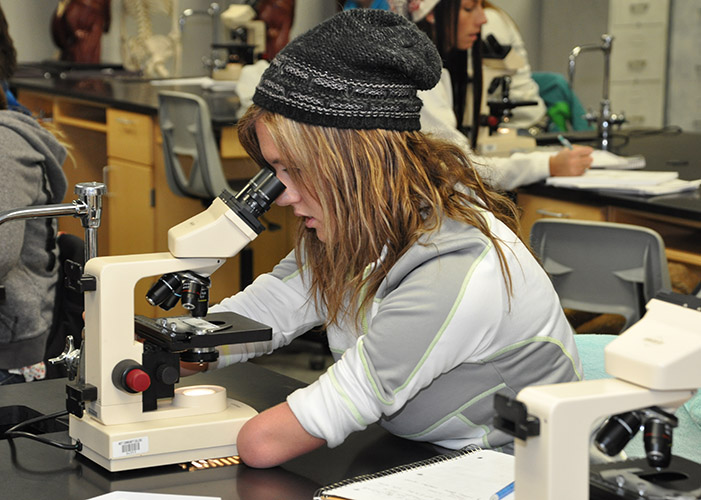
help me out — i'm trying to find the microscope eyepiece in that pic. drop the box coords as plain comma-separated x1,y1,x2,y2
218,169,285,234
236,168,286,218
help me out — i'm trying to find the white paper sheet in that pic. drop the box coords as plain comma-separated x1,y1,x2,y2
88,492,220,500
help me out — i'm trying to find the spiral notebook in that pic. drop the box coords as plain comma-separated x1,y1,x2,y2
313,445,514,500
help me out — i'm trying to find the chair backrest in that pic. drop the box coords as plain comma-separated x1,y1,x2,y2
157,90,230,201
530,219,671,331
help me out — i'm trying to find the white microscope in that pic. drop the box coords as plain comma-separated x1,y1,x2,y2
495,293,701,499
65,169,285,472
476,34,538,157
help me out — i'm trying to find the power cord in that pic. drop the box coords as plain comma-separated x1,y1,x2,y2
3,409,82,451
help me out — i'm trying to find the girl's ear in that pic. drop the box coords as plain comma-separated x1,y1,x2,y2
426,11,435,23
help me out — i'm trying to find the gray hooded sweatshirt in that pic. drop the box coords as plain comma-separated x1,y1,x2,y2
0,110,67,369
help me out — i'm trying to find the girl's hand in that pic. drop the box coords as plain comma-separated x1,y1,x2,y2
180,361,209,377
549,145,594,177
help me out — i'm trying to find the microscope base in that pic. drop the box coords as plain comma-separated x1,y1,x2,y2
70,397,257,472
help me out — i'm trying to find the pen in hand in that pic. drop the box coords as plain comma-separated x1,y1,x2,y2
557,134,574,150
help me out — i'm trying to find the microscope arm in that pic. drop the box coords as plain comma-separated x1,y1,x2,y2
514,379,693,500
79,170,284,425
497,295,701,500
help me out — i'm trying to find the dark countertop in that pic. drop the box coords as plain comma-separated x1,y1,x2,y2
2,365,688,500
0,363,442,500
528,129,701,221
11,70,701,221
10,68,241,127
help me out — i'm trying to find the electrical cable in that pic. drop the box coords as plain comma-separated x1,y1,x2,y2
3,409,82,451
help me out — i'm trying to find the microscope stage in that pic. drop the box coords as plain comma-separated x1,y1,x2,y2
590,455,701,499
134,311,272,351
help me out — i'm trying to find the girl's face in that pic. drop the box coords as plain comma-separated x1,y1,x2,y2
456,0,487,50
255,121,327,242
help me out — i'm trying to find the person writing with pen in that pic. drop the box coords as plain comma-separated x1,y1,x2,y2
411,0,594,190
185,9,582,468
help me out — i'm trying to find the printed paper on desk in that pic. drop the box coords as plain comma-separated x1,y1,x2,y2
589,150,646,169
315,448,514,500
595,178,701,196
546,170,678,189
88,492,220,500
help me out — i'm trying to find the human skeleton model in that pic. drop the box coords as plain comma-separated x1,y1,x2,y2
120,0,181,77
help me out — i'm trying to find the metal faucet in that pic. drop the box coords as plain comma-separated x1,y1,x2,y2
0,182,106,380
178,2,226,73
0,182,105,262
568,34,626,150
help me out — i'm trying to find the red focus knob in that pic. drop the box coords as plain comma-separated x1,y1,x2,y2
125,368,151,393
487,115,500,127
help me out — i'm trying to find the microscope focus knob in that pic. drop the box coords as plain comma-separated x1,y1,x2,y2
125,368,151,393
156,364,180,386
113,360,151,393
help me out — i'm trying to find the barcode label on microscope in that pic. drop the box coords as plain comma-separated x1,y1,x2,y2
113,437,149,457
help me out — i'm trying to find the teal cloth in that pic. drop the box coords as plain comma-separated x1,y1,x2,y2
575,334,701,463
532,72,593,132
343,0,390,10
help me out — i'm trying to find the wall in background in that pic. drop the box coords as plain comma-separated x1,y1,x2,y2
4,1,694,131
5,0,335,77
492,0,610,117
3,0,57,63
538,0,609,116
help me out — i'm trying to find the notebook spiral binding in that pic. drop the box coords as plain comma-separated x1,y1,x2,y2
312,444,483,500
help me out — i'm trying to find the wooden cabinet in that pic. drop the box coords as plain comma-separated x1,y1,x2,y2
105,109,158,316
517,192,701,292
106,110,156,256
517,193,608,241
17,89,296,317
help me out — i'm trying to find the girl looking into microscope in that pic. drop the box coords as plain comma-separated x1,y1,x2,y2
192,9,581,468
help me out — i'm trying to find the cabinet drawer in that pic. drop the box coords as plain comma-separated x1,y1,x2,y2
610,26,667,81
517,193,607,241
609,0,669,26
107,109,154,165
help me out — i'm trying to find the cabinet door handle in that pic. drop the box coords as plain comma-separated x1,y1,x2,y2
628,59,647,72
630,2,649,15
115,117,135,126
102,165,110,194
535,209,570,218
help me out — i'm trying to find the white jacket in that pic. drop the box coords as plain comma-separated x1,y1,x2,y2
210,210,581,451
419,68,553,191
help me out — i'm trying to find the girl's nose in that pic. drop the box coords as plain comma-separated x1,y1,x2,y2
475,5,488,26
275,185,300,206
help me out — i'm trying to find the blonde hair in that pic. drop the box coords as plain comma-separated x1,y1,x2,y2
238,105,522,328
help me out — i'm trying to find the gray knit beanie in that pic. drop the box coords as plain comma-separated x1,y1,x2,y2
252,9,442,131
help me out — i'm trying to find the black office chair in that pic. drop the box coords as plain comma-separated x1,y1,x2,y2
44,233,85,379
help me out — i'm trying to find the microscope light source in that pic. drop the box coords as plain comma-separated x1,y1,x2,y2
182,387,217,397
